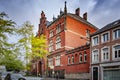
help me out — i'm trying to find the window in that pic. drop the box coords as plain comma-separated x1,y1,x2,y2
50,30,54,37
79,54,82,63
48,58,53,67
49,40,53,52
84,52,87,62
102,33,109,43
68,56,70,64
55,56,60,66
71,56,74,64
113,45,120,59
56,36,61,49
113,29,120,39
102,48,109,61
92,50,99,63
92,36,99,46
56,24,61,34
86,29,90,38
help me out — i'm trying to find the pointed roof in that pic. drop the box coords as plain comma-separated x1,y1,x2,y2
64,1,67,14
91,19,120,36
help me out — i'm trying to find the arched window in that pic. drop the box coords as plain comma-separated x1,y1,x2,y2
84,51,87,62
113,45,120,59
79,53,82,63
68,56,70,65
71,56,74,64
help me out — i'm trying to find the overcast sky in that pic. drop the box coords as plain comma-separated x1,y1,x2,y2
0,0,120,33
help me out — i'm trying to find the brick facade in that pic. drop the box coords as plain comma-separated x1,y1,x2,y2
31,1,98,79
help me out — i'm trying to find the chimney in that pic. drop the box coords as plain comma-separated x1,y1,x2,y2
75,8,80,16
83,12,87,20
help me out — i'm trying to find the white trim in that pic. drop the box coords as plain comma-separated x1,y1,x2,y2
101,31,110,43
112,27,120,41
92,49,99,64
100,61,120,67
91,35,99,46
66,29,86,38
112,43,120,61
63,46,74,49
79,53,82,63
101,46,110,62
92,66,99,80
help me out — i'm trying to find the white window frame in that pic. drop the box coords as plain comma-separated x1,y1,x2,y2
49,40,54,52
79,53,82,63
112,44,120,60
92,49,99,63
49,30,54,38
112,27,120,40
101,46,110,62
84,52,87,62
68,56,71,65
48,58,53,67
55,56,60,66
92,35,99,46
101,31,110,43
56,24,61,34
71,56,74,64
56,36,61,50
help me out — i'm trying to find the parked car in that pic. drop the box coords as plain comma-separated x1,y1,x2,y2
1,72,11,80
2,72,26,80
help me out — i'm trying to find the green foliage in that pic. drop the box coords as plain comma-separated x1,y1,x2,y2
31,34,49,58
0,12,24,71
17,21,33,60
0,53,24,71
0,12,16,56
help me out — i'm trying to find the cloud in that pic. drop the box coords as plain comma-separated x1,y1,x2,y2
89,0,120,28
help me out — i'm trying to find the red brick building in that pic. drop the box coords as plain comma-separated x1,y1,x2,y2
31,1,98,79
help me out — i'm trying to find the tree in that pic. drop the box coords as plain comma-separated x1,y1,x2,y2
0,12,25,71
0,54,24,71
17,21,34,72
17,21,33,59
0,12,16,56
31,34,48,58
31,34,48,76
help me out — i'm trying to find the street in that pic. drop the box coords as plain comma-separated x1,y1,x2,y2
25,77,43,80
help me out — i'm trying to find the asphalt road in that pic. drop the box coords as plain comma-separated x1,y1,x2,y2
25,77,43,80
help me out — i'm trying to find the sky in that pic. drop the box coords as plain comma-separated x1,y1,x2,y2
0,0,120,33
